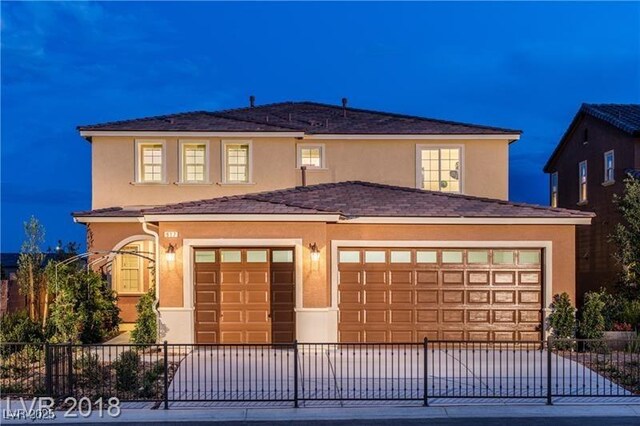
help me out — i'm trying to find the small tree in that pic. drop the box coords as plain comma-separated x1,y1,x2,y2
548,293,576,348
610,176,640,293
16,216,45,322
131,287,157,344
578,290,606,350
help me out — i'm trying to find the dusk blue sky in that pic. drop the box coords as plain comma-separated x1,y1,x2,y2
2,1,639,251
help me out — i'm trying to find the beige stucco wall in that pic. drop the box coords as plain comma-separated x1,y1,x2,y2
90,136,511,208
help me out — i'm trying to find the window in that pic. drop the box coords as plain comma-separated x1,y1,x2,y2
442,250,463,263
604,150,615,183
339,250,360,263
297,144,325,169
220,250,241,263
180,142,208,183
117,244,142,293
246,250,268,263
390,251,412,263
493,250,515,265
550,172,558,208
518,250,541,265
365,251,386,263
272,250,294,263
416,250,437,263
223,142,251,183
468,250,489,264
417,146,462,193
579,160,588,203
195,251,216,263
136,141,165,183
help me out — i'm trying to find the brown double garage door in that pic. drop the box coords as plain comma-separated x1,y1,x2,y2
338,248,543,342
193,248,296,344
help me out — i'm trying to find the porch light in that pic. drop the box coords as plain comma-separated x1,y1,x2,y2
166,243,176,262
309,243,320,262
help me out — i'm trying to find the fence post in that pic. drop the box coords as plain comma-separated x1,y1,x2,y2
293,340,299,408
163,341,169,410
546,335,553,405
67,340,73,397
423,337,429,407
45,342,52,397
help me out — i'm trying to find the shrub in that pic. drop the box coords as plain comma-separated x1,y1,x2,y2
46,263,120,343
0,311,43,347
548,293,576,343
140,361,165,398
113,350,140,392
578,291,607,350
131,287,157,344
74,353,102,385
621,299,640,330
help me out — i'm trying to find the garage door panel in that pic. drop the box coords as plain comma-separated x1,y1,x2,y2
442,271,464,285
519,272,541,285
519,291,541,304
365,310,387,323
390,290,413,304
196,290,217,303
416,271,438,286
416,290,438,304
221,290,243,304
443,310,464,323
364,290,387,304
467,290,490,304
196,271,217,283
340,330,363,342
417,309,439,323
389,271,413,285
220,271,243,284
467,310,490,323
493,271,515,285
338,248,543,343
493,290,516,304
339,271,362,284
364,271,387,285
468,272,490,285
442,290,464,304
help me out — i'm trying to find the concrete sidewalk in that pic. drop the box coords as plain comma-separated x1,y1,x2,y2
3,404,639,424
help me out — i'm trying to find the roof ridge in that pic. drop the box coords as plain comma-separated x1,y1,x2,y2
205,110,303,131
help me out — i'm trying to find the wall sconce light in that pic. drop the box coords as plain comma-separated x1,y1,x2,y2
166,243,176,262
309,243,320,262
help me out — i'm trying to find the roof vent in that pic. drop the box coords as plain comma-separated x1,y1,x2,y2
341,97,348,117
249,95,255,108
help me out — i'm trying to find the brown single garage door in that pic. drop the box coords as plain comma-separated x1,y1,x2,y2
338,248,543,342
194,248,296,344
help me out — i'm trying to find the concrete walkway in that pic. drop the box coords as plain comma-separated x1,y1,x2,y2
166,347,631,406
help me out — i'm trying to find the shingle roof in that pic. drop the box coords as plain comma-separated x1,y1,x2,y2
544,103,640,172
581,104,640,135
77,101,521,135
73,181,593,219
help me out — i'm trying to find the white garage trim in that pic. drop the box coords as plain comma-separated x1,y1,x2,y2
330,240,553,342
180,238,304,344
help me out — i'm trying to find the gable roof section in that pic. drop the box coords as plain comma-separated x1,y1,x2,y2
544,103,640,172
78,101,521,136
73,181,593,221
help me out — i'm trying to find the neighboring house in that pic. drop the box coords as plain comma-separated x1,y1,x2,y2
73,100,592,343
544,104,640,304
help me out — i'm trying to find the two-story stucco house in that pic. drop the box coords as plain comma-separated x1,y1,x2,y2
73,100,592,344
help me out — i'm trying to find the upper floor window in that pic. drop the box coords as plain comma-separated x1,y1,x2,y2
604,150,615,184
417,146,462,193
551,172,558,208
136,140,166,183
180,141,209,183
222,141,251,183
297,144,325,169
578,160,588,203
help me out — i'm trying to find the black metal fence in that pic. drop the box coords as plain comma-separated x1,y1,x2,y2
1,338,638,407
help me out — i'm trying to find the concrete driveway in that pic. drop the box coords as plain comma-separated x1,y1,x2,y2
167,346,631,406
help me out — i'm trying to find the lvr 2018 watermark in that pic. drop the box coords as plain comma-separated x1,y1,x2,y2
3,397,121,420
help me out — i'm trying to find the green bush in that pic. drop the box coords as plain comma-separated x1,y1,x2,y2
548,293,576,339
621,300,640,329
140,360,165,398
75,352,102,385
578,291,607,351
131,287,157,344
113,350,140,392
46,263,120,343
0,311,43,346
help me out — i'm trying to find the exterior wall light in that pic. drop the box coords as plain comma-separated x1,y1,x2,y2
309,243,320,262
166,243,176,262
